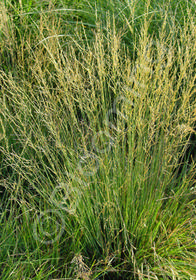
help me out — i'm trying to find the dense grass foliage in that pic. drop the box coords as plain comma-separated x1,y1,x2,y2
0,0,196,279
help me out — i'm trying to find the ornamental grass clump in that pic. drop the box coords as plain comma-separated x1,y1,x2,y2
0,1,196,279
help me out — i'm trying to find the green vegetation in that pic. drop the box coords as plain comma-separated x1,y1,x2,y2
0,0,196,279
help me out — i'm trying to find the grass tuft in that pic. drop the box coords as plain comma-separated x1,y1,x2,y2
0,0,196,279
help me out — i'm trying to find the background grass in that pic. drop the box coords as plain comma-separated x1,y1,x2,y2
0,0,196,279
